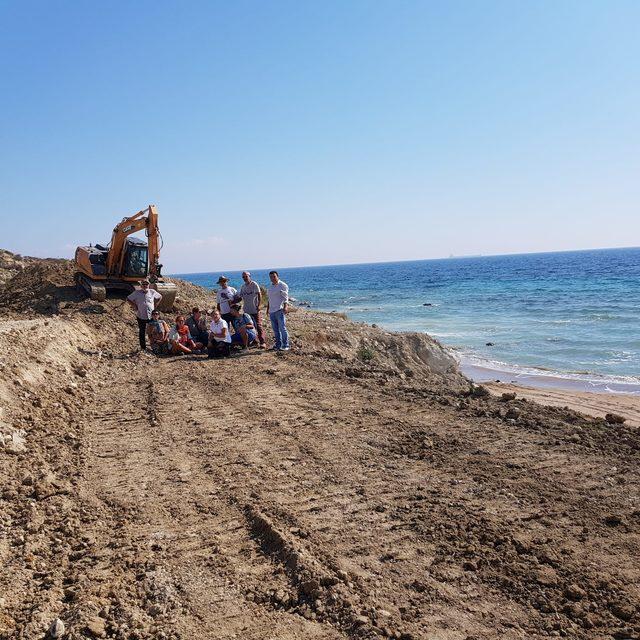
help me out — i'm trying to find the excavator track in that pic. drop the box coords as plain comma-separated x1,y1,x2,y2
75,273,107,302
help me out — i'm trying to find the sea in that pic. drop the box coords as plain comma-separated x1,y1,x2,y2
174,247,640,395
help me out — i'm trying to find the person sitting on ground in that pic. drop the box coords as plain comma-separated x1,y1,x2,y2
185,306,209,346
207,309,231,358
146,310,170,355
168,315,203,355
230,304,257,349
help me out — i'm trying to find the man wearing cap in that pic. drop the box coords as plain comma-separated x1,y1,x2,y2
216,276,238,331
240,271,267,348
126,279,162,350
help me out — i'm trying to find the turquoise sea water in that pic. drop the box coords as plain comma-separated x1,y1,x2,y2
175,248,640,394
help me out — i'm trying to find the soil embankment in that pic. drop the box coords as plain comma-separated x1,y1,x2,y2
0,253,638,640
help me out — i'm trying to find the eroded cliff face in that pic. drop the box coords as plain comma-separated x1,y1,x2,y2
294,310,468,392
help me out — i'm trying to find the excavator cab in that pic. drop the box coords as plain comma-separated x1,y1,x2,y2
123,238,149,278
74,205,177,310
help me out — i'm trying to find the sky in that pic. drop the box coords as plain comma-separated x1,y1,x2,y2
1,1,639,273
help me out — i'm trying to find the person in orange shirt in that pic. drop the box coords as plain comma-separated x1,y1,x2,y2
169,315,203,354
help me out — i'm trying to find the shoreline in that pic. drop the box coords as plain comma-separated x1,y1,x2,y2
459,358,640,427
459,359,640,395
483,381,640,428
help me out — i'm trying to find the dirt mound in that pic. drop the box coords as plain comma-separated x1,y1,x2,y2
0,257,217,360
0,258,82,315
0,257,215,319
164,275,215,313
0,249,39,285
0,316,96,455
293,310,468,391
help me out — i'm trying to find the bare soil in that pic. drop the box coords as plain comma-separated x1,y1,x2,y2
485,383,640,429
0,255,638,640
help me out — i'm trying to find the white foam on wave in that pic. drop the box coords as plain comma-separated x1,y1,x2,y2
456,352,640,395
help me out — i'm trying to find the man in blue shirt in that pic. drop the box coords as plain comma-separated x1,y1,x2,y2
230,305,257,349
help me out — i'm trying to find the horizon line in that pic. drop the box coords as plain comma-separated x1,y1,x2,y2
170,244,640,277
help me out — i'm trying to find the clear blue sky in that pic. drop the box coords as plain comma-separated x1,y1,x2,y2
1,1,638,272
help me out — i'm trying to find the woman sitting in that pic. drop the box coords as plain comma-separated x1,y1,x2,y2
146,310,170,355
168,315,204,355
207,309,232,358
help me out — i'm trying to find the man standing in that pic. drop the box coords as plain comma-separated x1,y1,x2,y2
216,276,237,330
266,270,290,351
127,279,162,350
239,271,267,348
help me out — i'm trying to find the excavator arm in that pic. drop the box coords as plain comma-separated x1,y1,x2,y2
146,204,162,280
106,206,154,276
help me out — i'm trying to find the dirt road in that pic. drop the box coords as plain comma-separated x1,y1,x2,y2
1,257,638,639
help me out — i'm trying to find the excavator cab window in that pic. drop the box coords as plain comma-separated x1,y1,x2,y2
124,244,148,278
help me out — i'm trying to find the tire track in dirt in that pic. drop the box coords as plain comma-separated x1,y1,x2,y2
163,354,640,639
78,355,346,639
145,356,512,639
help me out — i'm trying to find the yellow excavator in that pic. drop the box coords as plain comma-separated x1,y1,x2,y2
74,205,177,311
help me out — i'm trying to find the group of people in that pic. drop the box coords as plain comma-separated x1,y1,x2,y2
126,270,291,358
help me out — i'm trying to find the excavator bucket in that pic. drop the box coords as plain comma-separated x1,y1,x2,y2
153,281,178,312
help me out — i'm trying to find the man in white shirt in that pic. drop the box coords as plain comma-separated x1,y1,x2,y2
207,309,231,358
216,276,237,329
126,279,162,350
266,270,290,351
